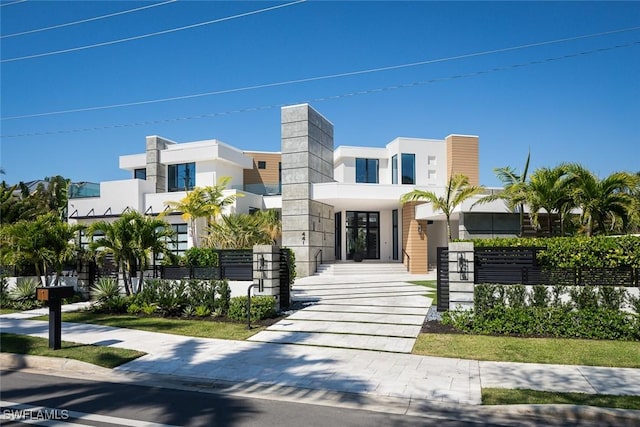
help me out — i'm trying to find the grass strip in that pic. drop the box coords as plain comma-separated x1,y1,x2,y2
409,280,437,305
0,333,145,369
413,334,640,368
482,388,640,410
33,312,263,341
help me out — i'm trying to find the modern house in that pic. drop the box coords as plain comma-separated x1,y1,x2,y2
68,104,517,277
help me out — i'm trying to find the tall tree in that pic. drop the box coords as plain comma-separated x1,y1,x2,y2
400,174,485,241
565,165,635,236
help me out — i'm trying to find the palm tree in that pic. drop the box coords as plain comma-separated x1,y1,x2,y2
254,209,282,244
477,152,531,237
400,174,485,241
161,177,240,247
203,213,273,249
565,165,635,236
88,213,138,295
130,214,175,292
521,165,572,237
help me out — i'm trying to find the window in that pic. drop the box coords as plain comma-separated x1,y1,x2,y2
257,161,266,169
161,224,188,257
134,168,146,180
168,163,195,192
355,158,379,183
392,209,399,261
391,155,398,184
401,153,415,184
428,155,437,166
428,169,437,180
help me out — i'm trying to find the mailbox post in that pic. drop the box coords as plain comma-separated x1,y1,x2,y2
36,286,75,350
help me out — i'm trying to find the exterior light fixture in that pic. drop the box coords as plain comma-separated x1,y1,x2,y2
417,224,422,233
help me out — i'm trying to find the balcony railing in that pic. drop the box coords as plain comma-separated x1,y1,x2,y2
68,182,100,198
232,183,281,196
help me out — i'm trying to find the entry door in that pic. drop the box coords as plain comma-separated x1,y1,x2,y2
346,211,380,260
334,212,342,260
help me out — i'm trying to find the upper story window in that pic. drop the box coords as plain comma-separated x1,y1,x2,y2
391,155,398,184
401,153,415,184
257,161,267,169
134,168,146,180
168,162,195,192
355,158,379,183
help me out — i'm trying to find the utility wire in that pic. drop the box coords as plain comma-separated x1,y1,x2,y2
3,40,637,139
1,0,177,39
3,25,639,120
0,0,26,7
0,0,306,63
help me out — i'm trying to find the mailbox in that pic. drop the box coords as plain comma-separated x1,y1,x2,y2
36,286,75,302
35,286,75,350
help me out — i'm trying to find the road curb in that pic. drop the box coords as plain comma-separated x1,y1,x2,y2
3,353,640,426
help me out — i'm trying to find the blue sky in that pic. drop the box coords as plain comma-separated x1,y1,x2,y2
1,1,639,187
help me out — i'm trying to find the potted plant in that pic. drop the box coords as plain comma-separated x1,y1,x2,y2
351,231,366,262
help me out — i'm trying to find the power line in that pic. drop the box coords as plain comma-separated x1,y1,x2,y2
3,25,639,120
1,0,177,39
3,40,637,139
0,0,306,63
0,0,27,7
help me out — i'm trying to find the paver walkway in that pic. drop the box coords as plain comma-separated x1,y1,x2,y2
248,262,435,353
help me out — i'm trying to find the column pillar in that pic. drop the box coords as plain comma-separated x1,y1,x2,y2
448,241,475,310
253,245,281,310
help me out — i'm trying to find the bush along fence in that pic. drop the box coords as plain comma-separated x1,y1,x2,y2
437,238,640,341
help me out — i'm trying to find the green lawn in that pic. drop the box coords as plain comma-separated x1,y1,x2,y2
0,308,18,315
0,333,145,368
410,280,437,305
483,388,640,410
413,334,640,368
33,312,264,341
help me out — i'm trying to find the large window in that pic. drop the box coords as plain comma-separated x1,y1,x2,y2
163,224,188,257
168,163,195,192
391,155,398,184
355,158,379,183
401,153,415,184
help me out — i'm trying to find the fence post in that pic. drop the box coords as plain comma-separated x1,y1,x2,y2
448,242,475,310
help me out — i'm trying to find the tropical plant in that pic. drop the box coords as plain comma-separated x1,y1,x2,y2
475,151,530,236
88,211,174,295
0,213,80,285
129,214,175,292
9,278,41,310
253,209,282,244
521,165,573,237
565,165,636,236
91,277,122,303
203,213,272,249
161,177,240,247
400,174,485,241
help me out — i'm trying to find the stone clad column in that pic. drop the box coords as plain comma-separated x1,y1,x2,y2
448,241,475,310
145,136,173,193
281,104,335,278
253,245,281,310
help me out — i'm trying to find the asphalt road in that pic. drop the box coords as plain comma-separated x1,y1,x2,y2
0,370,534,427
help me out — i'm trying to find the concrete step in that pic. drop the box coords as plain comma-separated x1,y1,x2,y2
314,262,409,276
263,319,422,338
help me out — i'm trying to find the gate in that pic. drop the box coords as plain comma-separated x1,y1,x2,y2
436,247,449,312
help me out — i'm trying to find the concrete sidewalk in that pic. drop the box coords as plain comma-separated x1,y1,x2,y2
2,315,639,407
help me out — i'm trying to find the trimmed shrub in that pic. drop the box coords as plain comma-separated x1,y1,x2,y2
228,295,276,322
215,280,231,314
184,247,219,267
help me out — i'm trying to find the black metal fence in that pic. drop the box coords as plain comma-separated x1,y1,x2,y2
279,248,291,309
474,247,639,287
157,249,253,281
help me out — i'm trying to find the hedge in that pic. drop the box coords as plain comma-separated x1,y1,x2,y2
470,235,640,269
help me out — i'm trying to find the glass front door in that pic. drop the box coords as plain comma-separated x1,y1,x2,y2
346,211,380,260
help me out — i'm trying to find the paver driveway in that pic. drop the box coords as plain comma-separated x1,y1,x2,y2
249,263,435,353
